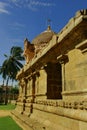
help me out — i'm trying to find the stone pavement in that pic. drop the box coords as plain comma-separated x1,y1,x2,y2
0,110,11,117
0,110,38,130
11,110,47,130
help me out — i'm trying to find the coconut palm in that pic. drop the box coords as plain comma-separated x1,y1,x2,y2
0,46,24,104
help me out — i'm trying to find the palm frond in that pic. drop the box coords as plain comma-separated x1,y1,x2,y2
0,46,24,83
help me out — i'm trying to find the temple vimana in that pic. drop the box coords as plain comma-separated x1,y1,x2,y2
12,9,87,130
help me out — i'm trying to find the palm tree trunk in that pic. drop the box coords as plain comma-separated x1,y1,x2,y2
5,76,9,105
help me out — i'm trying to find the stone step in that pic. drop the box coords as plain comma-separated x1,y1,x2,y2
11,110,47,130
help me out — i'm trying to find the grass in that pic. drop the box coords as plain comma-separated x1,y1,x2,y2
0,104,23,130
0,104,16,110
0,116,22,130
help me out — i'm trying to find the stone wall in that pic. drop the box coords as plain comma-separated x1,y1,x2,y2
63,43,87,100
15,9,87,130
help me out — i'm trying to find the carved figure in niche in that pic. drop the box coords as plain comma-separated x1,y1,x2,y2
23,38,35,64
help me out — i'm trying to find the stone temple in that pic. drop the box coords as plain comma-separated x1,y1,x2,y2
12,9,87,130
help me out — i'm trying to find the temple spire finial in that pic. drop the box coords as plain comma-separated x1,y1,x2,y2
47,19,51,31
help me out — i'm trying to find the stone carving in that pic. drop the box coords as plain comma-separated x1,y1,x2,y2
15,10,87,130
23,38,35,64
34,99,87,111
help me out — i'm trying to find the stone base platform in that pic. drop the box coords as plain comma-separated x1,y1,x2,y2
11,110,48,130
11,100,87,130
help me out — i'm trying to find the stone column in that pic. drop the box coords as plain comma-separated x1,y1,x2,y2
24,78,28,98
35,72,40,95
19,79,25,101
17,81,22,102
34,67,47,100
32,75,36,102
27,77,33,99
57,55,68,97
18,78,27,102
27,78,30,97
26,75,36,102
60,61,65,92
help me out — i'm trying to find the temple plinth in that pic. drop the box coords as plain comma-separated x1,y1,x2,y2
12,9,87,130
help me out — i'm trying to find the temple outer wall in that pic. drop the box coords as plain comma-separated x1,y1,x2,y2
14,10,87,130
63,47,87,100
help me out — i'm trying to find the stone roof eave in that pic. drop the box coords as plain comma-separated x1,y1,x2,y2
16,10,87,79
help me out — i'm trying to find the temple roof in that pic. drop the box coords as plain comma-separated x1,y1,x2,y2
17,9,87,79
32,26,56,45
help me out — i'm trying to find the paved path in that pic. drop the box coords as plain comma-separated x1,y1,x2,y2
0,110,11,117
0,110,25,129
0,110,28,130
0,110,33,130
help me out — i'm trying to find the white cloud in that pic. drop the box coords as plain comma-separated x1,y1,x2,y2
0,2,10,14
10,38,23,43
8,0,55,11
30,0,55,7
9,22,25,30
8,38,23,46
8,0,22,7
29,0,55,11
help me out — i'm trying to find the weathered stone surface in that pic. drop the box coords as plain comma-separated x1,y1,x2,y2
15,9,87,130
23,38,35,64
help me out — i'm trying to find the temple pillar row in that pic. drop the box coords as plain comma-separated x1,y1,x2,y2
57,54,69,99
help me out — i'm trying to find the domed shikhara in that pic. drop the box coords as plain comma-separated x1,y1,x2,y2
32,26,55,45
23,26,56,64
32,26,56,54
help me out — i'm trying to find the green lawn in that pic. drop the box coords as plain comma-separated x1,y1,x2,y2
0,104,23,130
0,116,22,130
0,104,16,110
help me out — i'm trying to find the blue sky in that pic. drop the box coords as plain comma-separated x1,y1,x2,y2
0,0,87,85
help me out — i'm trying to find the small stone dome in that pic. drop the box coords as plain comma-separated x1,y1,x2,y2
32,26,56,45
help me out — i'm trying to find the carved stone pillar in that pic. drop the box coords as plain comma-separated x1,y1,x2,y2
17,81,22,101
18,81,22,97
25,77,33,103
27,78,30,97
35,72,40,95
60,61,65,92
18,78,27,101
20,79,24,100
24,78,28,98
26,75,36,102
34,68,47,100
29,77,33,96
57,55,68,94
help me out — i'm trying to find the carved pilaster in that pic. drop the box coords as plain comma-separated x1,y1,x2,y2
24,78,28,98
19,79,24,99
35,72,40,95
32,75,35,100
19,78,28,100
57,55,68,92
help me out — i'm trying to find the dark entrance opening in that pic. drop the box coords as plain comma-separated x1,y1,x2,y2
46,62,62,99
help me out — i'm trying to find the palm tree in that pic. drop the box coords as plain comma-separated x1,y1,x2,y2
0,46,24,104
